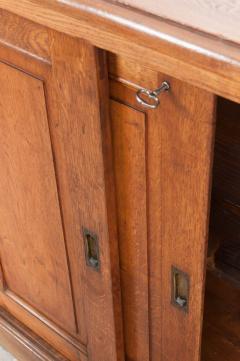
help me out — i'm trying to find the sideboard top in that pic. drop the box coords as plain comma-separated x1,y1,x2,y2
110,0,240,46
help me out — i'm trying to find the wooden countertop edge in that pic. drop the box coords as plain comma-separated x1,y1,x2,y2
0,0,240,103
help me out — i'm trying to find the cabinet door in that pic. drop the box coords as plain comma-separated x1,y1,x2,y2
0,10,123,361
109,55,216,361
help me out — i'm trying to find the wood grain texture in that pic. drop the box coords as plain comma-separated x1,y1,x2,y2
109,69,167,361
1,0,240,103
109,70,167,361
0,14,123,360
0,6,224,361
0,31,88,360
111,100,149,361
0,9,50,63
159,77,216,361
108,53,157,90
0,11,124,361
0,62,77,335
109,56,216,361
111,0,240,45
96,50,125,361
45,31,123,361
109,77,159,361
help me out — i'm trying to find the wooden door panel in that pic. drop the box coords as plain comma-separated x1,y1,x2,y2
0,10,124,361
111,100,149,361
109,55,216,361
159,76,216,361
0,62,77,334
44,33,124,361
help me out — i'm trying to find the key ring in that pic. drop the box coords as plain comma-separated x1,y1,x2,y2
136,81,170,109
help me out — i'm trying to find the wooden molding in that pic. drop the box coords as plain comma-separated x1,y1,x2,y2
4,290,87,356
0,308,76,361
0,1,240,103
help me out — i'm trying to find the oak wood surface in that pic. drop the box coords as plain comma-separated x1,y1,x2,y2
0,11,123,361
1,0,240,103
0,62,77,334
159,76,216,361
45,31,124,361
96,50,125,361
0,48,87,357
111,100,149,361
0,9,50,63
0,5,225,361
109,58,216,361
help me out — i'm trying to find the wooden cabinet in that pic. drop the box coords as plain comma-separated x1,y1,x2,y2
0,2,240,361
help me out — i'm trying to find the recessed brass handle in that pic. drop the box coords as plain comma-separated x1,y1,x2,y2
136,81,170,109
171,266,189,313
83,228,100,271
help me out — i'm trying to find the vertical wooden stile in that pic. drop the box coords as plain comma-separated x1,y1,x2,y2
45,32,124,361
158,77,216,361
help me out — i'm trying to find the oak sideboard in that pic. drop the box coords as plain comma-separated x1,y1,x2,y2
0,1,239,361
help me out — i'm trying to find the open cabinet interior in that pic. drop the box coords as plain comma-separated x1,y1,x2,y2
202,97,240,360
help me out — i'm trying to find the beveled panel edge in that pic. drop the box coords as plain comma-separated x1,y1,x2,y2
4,290,87,356
110,97,150,360
0,62,85,353
0,307,70,361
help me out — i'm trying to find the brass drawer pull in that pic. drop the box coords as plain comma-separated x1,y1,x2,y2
136,81,170,109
